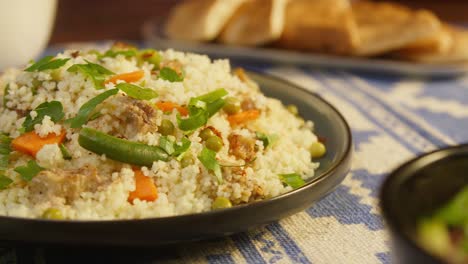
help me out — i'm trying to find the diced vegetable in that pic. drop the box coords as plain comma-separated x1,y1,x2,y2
279,173,305,189
25,56,70,72
12,130,66,157
227,109,260,126
212,197,232,210
104,70,145,85
158,119,175,136
42,208,64,220
0,175,12,190
199,128,215,141
22,101,65,133
14,160,44,181
159,67,183,82
198,147,222,183
59,143,72,160
78,127,169,166
256,132,277,149
205,136,223,152
155,102,188,116
67,61,115,89
310,142,326,159
67,88,118,128
128,169,158,203
115,83,158,100
159,136,175,155
194,89,228,103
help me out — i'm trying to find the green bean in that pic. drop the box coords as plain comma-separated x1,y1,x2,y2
205,136,223,152
78,127,169,166
212,197,232,209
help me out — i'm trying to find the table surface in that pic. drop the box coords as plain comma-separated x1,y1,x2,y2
1,42,467,263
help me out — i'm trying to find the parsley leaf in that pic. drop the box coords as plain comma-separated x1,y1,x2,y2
115,83,158,100
279,173,305,189
14,160,44,181
198,147,222,183
67,61,115,89
67,88,119,128
0,175,12,189
22,101,65,133
159,67,183,82
25,56,70,72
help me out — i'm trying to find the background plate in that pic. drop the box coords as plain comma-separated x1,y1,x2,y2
143,18,468,78
0,71,352,247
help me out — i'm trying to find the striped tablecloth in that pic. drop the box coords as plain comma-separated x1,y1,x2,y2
2,45,467,263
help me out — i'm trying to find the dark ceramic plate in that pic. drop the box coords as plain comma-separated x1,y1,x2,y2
380,144,468,264
0,71,352,247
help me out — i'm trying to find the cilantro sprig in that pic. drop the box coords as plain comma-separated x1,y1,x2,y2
67,61,114,89
25,56,70,72
22,101,65,133
14,160,44,182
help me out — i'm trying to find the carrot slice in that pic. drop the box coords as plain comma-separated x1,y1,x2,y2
104,70,144,85
128,169,158,203
155,101,189,116
11,130,66,157
227,110,260,126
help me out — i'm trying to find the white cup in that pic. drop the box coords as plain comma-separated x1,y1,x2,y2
0,0,57,70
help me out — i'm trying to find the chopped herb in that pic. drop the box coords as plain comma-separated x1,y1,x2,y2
0,175,12,190
25,56,70,72
173,137,191,157
256,132,278,149
100,49,137,59
177,89,227,131
0,134,12,171
14,160,44,181
22,101,65,133
115,83,158,100
67,88,119,128
159,136,175,155
3,84,9,107
198,147,222,183
67,61,115,89
159,67,183,82
59,144,72,160
279,173,305,189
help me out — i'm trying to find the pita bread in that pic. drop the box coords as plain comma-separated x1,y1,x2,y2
391,25,468,64
352,1,441,56
218,0,288,46
276,0,359,55
165,0,246,41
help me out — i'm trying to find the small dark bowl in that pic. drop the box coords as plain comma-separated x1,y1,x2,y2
380,144,468,263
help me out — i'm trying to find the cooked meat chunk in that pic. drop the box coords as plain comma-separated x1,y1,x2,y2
118,97,158,137
228,134,256,162
29,166,102,204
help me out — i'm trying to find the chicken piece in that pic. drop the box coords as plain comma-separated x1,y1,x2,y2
118,97,158,137
228,134,256,162
29,166,102,204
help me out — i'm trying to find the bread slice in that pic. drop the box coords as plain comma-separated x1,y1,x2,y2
391,25,468,64
165,0,246,41
352,1,441,56
276,0,359,55
218,0,288,46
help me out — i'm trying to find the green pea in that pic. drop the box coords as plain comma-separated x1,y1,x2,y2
159,119,175,136
180,155,193,168
206,136,223,152
310,142,326,158
223,97,241,115
287,105,299,115
199,128,215,141
42,208,63,220
212,197,232,210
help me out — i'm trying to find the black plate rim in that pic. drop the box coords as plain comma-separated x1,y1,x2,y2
380,143,468,263
0,70,353,226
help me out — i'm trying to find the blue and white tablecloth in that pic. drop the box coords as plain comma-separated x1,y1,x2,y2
2,45,468,263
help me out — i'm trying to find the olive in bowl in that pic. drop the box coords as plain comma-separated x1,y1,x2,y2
380,144,468,264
